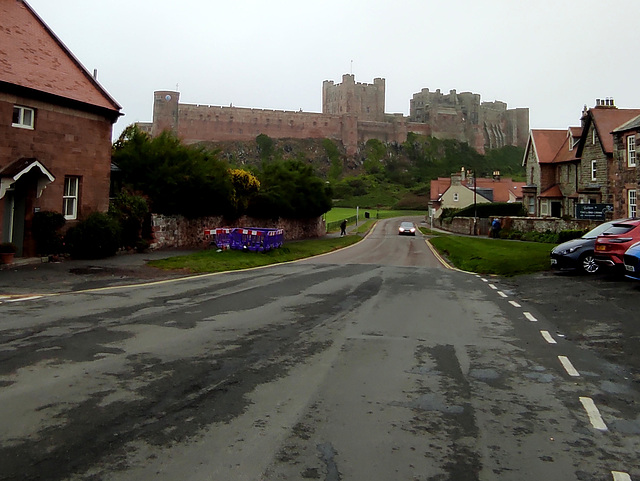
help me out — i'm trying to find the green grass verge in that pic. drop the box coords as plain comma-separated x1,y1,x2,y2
429,236,553,276
326,208,425,224
148,235,361,273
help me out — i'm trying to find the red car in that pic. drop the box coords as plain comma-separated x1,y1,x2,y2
594,219,640,270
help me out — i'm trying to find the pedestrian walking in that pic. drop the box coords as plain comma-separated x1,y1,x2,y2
491,218,501,238
340,219,347,236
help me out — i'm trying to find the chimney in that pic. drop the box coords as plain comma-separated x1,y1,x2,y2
461,166,466,181
93,69,98,80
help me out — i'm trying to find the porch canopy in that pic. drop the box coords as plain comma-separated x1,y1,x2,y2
0,158,55,199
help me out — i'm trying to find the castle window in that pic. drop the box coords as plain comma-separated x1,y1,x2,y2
12,105,35,129
627,135,636,167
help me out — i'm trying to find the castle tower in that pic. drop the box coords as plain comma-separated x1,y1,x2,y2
152,91,180,136
322,74,385,122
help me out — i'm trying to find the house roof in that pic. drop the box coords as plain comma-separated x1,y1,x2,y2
613,113,640,133
0,1,121,115
551,128,582,164
430,176,525,202
539,185,563,198
527,130,567,164
589,108,640,153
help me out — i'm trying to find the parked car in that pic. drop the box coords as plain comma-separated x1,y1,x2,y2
550,219,629,274
398,221,416,236
623,242,640,280
594,219,640,272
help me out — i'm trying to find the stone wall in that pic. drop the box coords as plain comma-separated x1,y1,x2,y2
150,214,326,250
437,216,599,237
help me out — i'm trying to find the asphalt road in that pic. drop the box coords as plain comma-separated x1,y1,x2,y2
0,218,638,480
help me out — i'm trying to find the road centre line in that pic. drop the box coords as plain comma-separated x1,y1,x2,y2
611,471,632,481
497,291,508,298
558,356,580,377
579,397,608,431
508,300,521,308
540,330,557,344
523,312,538,322
488,284,498,290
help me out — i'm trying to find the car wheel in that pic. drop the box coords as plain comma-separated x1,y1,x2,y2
580,254,599,274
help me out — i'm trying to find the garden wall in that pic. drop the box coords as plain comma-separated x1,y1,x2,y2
150,214,326,250
436,216,600,236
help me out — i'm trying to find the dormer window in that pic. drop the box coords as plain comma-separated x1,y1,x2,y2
12,105,35,129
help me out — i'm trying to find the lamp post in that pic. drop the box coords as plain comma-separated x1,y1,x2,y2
472,170,477,235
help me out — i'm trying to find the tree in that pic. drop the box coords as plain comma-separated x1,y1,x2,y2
229,168,260,214
112,126,235,218
248,160,332,219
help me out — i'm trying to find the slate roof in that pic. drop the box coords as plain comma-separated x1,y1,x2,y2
613,113,640,133
0,0,121,114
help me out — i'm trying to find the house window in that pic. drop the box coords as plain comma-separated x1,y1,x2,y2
629,189,637,218
628,135,636,167
591,160,597,181
12,105,35,129
527,196,535,215
540,200,549,216
592,129,597,145
453,193,459,202
63,177,80,220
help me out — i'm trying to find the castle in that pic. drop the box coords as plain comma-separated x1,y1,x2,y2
136,74,529,156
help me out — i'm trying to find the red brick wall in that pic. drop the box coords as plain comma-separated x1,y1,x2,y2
0,93,114,255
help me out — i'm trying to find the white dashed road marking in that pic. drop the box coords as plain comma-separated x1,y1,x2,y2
497,291,508,298
579,397,608,431
523,312,538,322
558,356,580,377
540,330,557,344
508,300,521,308
488,283,498,290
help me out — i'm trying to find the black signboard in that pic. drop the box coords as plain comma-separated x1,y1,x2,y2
575,203,613,220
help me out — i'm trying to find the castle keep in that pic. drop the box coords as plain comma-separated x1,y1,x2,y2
137,74,528,155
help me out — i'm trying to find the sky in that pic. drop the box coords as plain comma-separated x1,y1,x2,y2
26,0,640,141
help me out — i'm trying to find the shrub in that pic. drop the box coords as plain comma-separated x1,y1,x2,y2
64,212,122,259
32,211,65,255
108,190,149,249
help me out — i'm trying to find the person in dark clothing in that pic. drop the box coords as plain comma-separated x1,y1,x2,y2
340,220,347,236
491,218,501,238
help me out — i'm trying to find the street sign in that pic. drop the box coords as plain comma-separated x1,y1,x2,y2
575,203,613,220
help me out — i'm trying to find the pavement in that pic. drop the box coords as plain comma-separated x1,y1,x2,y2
0,249,198,297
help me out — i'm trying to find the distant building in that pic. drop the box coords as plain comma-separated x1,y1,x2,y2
136,74,528,156
0,0,122,257
429,168,525,218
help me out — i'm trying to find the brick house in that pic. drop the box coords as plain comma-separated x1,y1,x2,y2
0,0,122,257
611,114,640,218
429,168,525,218
522,100,640,219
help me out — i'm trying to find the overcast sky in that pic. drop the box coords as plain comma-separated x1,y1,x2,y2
27,0,640,141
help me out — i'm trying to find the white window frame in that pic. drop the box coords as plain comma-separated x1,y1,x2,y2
540,199,549,216
627,135,636,167
591,160,597,181
12,105,35,129
63,177,79,220
453,192,459,202
527,196,535,215
629,189,637,218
